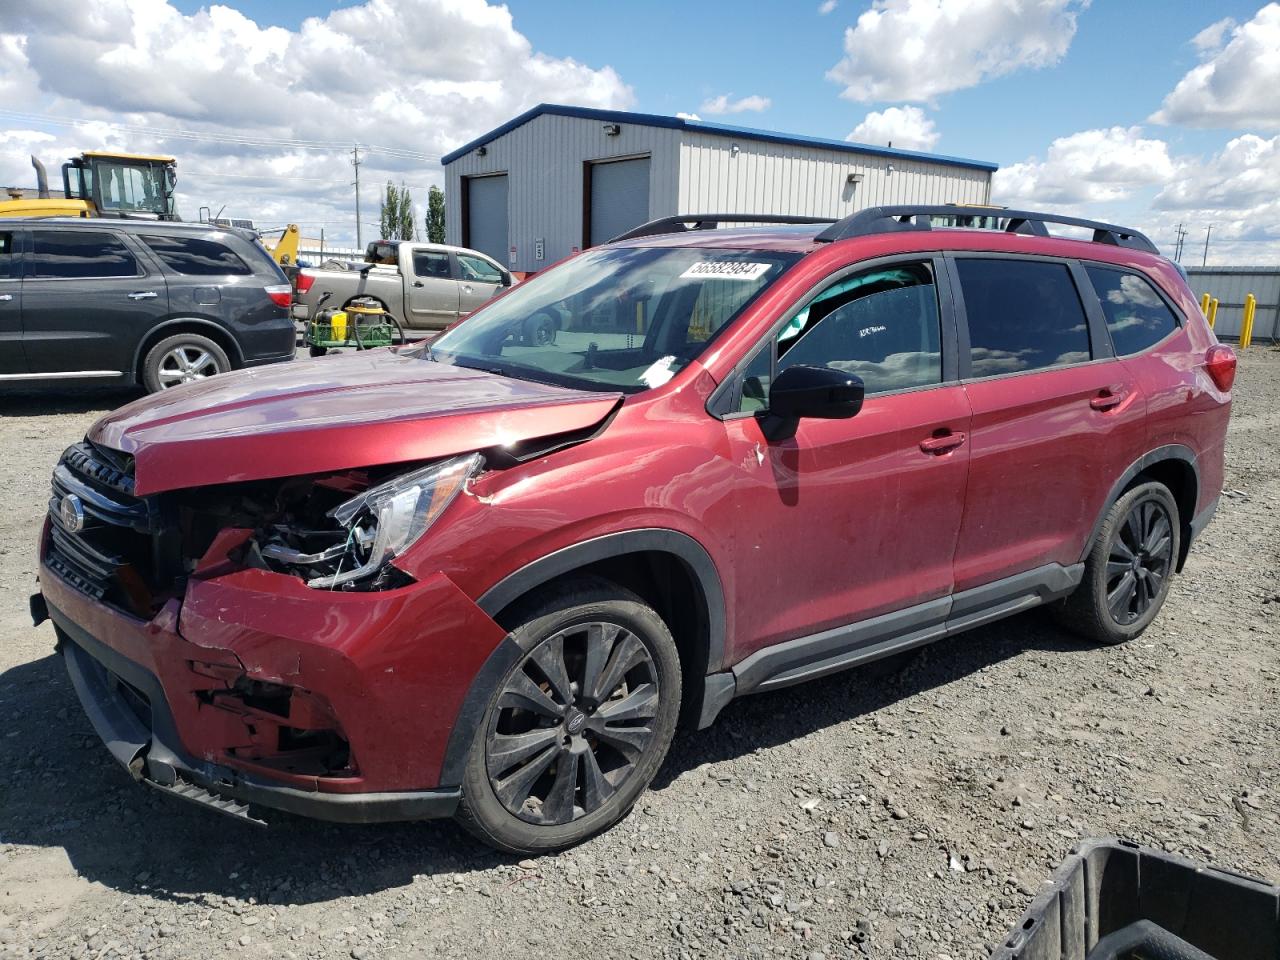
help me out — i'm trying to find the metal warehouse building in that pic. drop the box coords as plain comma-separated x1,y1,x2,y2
1186,266,1280,342
442,104,997,274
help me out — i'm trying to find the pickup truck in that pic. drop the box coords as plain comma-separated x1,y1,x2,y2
292,241,513,332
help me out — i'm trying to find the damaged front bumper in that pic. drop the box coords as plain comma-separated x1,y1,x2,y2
36,529,508,825
54,607,459,824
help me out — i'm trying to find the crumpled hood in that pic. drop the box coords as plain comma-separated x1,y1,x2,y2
90,350,622,495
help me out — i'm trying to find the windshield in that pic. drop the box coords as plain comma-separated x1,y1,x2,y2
92,160,174,217
429,246,798,392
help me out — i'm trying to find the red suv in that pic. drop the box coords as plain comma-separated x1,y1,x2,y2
34,206,1235,853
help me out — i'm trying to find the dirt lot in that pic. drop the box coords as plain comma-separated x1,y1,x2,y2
0,350,1276,960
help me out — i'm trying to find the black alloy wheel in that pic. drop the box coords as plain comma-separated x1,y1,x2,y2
486,620,660,825
1056,480,1181,645
1106,497,1174,625
456,579,681,854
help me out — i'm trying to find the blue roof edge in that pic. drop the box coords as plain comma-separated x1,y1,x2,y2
440,103,999,172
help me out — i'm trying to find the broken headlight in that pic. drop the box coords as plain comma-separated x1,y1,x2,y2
262,454,482,589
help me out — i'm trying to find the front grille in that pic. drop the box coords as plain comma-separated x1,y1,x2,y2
44,442,177,617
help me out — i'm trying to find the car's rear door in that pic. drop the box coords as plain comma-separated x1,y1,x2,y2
948,254,1148,591
715,255,972,660
455,252,506,315
0,227,26,374
404,248,458,329
20,227,168,376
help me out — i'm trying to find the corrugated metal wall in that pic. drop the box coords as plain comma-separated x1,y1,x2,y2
677,133,991,217
445,115,993,273
1186,267,1280,341
446,114,680,273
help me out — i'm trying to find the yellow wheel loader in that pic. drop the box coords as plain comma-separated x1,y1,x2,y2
2,153,179,220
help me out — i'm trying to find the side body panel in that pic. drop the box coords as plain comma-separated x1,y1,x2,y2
402,245,459,329
716,386,971,657
955,361,1148,590
20,230,169,375
0,227,25,373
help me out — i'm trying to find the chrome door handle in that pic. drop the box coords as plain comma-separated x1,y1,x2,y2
462,284,473,293
0,294,11,302
128,291,158,300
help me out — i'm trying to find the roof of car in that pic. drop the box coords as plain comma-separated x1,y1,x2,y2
8,217,235,234
609,223,1174,275
610,225,827,253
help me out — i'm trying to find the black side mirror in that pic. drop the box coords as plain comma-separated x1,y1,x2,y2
501,271,514,287
762,365,864,440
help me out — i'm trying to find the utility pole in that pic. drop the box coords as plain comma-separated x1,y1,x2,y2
351,145,363,249
1202,224,1212,267
1173,222,1188,262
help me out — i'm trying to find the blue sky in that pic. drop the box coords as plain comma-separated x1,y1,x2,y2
4,1,1279,259
166,0,1254,163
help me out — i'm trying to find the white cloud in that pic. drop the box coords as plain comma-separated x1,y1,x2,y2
699,94,772,115
827,0,1086,102
846,105,938,150
675,112,702,121
992,127,1174,205
1152,4,1280,130
0,0,633,246
1146,134,1280,259
1156,134,1280,210
1192,16,1235,53
819,0,838,14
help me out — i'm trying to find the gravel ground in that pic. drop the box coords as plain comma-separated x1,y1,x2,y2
1,350,1277,960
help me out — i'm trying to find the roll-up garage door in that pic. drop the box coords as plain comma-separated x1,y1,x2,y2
588,156,650,247
465,174,508,264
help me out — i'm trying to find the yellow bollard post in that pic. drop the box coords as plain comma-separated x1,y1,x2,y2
1240,293,1256,349
1208,298,1219,329
1200,292,1211,315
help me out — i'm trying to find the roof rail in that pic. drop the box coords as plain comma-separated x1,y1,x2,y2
814,205,1158,254
610,214,837,244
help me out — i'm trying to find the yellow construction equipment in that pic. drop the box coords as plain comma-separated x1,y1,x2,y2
266,223,300,266
2,152,178,220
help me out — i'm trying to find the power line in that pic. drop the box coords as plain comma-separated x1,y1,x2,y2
0,108,443,163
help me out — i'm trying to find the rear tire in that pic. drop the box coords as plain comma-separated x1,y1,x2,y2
1057,481,1180,645
142,333,230,393
455,579,681,854
308,345,328,357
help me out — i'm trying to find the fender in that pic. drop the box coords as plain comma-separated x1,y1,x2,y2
437,528,727,787
1080,444,1198,566
131,317,244,378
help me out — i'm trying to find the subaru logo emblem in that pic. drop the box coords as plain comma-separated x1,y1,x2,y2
58,494,85,534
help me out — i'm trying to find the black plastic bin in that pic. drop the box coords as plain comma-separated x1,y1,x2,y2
993,838,1280,959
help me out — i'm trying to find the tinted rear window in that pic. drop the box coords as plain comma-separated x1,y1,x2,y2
141,234,251,275
1086,265,1180,355
956,258,1091,376
31,230,139,279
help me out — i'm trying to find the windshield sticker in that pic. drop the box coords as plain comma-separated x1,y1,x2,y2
639,355,677,388
679,261,772,281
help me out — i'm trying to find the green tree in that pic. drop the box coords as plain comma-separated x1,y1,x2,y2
397,183,415,241
378,181,416,240
379,181,398,240
426,185,446,243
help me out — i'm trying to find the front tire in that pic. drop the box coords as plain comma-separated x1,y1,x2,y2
142,333,230,392
1058,481,1180,645
456,579,681,854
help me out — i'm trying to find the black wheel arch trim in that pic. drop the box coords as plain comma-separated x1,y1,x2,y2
131,318,244,381
1081,444,1199,569
439,528,727,788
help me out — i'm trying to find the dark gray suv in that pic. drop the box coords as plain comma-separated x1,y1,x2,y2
0,219,295,392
